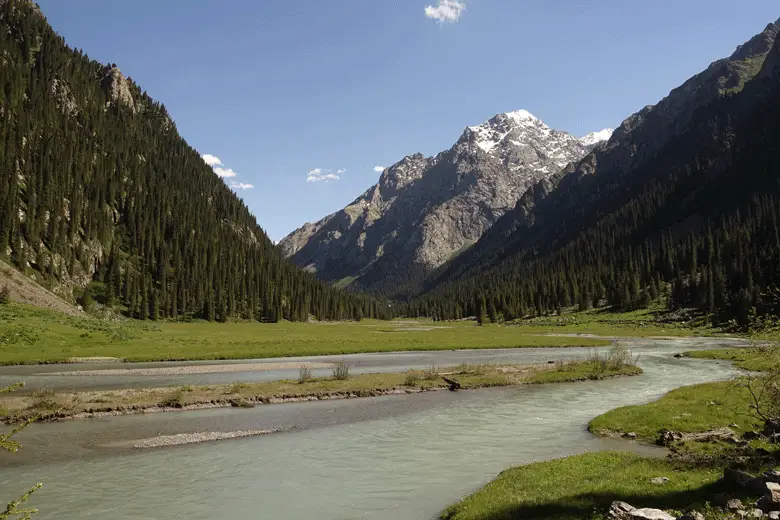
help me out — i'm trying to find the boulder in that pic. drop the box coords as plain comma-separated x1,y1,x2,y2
624,432,638,439
657,429,682,446
608,501,636,519
757,484,780,514
650,477,670,485
768,482,780,500
751,509,766,519
628,508,676,520
678,511,705,520
767,511,779,520
725,468,759,489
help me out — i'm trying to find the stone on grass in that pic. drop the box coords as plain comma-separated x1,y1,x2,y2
727,499,746,511
650,477,670,485
628,508,676,520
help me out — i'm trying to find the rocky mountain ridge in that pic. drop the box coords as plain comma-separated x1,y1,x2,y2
279,110,611,296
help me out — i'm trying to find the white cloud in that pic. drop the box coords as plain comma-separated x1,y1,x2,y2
201,154,222,167
202,152,255,188
306,168,342,183
373,166,385,173
213,166,238,179
424,0,465,22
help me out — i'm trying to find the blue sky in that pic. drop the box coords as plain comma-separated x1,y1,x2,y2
37,0,779,241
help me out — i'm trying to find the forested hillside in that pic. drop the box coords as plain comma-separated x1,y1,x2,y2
410,19,780,328
0,0,385,321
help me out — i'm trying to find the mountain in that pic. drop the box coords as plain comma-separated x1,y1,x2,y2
411,17,780,327
279,109,611,297
0,0,384,321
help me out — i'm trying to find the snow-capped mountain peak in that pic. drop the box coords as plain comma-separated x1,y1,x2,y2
466,109,547,153
580,128,614,147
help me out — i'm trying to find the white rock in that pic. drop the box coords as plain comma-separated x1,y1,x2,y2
628,508,676,520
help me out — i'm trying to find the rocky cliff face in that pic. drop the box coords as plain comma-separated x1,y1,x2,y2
101,66,136,112
279,110,610,296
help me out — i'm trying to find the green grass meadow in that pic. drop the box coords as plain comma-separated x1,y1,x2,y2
0,304,616,365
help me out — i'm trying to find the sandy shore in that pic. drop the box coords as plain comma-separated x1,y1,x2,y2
132,430,276,448
44,361,334,377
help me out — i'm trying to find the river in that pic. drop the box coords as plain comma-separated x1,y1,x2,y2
1,337,746,519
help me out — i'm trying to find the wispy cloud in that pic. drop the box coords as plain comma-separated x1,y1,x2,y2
424,0,465,22
201,154,222,167
213,167,238,179
306,167,343,183
202,153,252,186
373,166,385,173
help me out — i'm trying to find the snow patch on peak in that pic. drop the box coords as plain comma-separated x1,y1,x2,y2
504,109,539,123
580,128,614,147
467,109,546,153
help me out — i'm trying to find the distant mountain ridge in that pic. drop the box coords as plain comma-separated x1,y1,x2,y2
279,110,610,297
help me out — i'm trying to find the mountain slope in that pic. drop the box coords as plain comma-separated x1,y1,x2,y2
279,110,610,297
0,0,382,322
430,17,780,290
412,18,780,326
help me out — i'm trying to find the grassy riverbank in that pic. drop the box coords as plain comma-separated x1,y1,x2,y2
683,348,779,372
441,451,725,520
588,381,762,447
0,361,641,422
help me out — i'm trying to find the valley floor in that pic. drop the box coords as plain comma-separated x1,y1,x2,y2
0,303,737,366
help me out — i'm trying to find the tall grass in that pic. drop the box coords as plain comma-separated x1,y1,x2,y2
298,365,312,384
332,362,350,380
586,343,640,373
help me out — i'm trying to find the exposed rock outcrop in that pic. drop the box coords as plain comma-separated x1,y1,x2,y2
101,66,135,112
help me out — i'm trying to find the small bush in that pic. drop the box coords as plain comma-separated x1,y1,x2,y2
29,388,59,411
298,366,312,384
587,344,639,373
404,371,421,386
555,358,571,372
332,362,350,381
159,390,185,408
